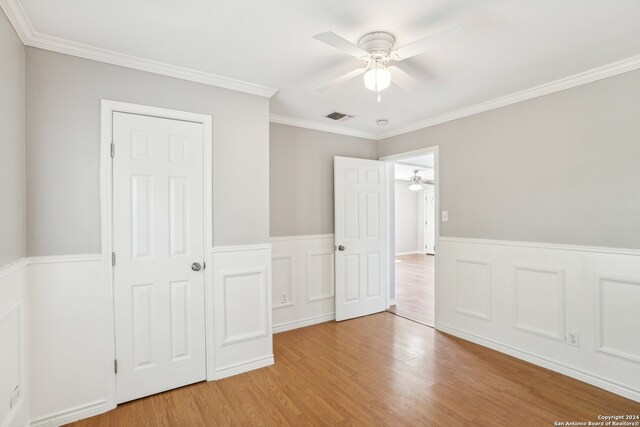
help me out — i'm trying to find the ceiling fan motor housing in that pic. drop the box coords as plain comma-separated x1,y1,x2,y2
358,31,395,60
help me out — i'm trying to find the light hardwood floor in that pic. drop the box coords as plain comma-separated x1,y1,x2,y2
388,253,434,326
70,313,639,426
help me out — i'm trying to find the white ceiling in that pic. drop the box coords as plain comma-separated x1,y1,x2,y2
394,154,435,181
14,0,640,137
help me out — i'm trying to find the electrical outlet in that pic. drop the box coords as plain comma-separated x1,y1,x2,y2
281,291,288,304
10,385,20,409
567,332,579,347
441,211,448,222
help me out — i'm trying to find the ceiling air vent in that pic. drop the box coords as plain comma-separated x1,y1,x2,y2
325,112,354,121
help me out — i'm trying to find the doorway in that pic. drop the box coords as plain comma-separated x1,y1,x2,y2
382,148,438,327
101,101,213,405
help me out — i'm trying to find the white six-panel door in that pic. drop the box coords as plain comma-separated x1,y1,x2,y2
112,112,206,403
334,156,387,321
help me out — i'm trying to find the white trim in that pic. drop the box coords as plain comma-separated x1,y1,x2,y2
380,147,441,162
595,273,640,365
437,323,640,403
0,0,31,44
27,254,102,265
3,0,640,130
210,355,274,381
219,266,270,346
271,254,295,310
376,55,640,140
270,234,334,242
512,264,566,342
211,243,272,253
273,313,335,334
29,399,108,427
0,257,29,279
395,251,421,256
306,250,335,303
4,0,639,131
382,146,440,326
0,299,23,427
272,55,640,140
269,114,377,140
438,236,640,257
100,100,214,411
388,298,396,308
454,256,493,321
0,0,277,98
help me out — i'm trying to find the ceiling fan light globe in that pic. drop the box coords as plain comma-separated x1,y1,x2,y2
409,183,423,191
364,66,391,92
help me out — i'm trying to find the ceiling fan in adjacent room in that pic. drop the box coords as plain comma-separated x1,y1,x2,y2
313,26,465,100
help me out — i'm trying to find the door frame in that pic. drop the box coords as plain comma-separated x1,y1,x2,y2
379,146,440,326
100,100,213,410
424,186,435,255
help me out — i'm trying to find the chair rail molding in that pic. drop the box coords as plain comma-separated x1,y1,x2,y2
436,236,640,403
270,234,337,333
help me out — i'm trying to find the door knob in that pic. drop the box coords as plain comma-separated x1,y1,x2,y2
191,262,202,271
338,245,345,251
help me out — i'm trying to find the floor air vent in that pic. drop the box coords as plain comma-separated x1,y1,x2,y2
325,112,354,121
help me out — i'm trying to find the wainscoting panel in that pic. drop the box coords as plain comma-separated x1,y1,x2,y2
27,255,109,427
513,264,565,341
210,245,273,379
596,274,640,364
438,237,640,402
454,257,492,321
271,235,336,333
0,259,28,427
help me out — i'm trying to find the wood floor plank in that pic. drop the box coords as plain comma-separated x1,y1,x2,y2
388,254,434,326
69,313,640,426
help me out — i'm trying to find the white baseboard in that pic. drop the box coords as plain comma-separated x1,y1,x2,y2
388,299,397,308
437,324,640,403
29,399,108,427
273,313,335,334
395,251,420,256
210,355,274,381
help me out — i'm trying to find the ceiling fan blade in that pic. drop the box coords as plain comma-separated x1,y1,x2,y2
391,25,465,61
315,68,367,91
313,32,369,59
388,66,419,90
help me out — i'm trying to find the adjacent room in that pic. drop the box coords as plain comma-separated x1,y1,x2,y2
388,154,436,326
1,0,639,426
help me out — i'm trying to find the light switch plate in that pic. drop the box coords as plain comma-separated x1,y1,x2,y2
441,211,449,222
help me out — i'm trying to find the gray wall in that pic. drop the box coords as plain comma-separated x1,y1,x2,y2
394,181,419,254
378,69,640,249
270,123,377,237
0,9,26,268
26,48,270,255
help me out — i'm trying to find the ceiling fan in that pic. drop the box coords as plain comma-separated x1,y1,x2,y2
313,26,465,97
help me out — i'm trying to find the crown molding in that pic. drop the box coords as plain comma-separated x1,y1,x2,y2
272,54,640,141
0,0,32,43
0,0,278,98
269,114,378,140
2,0,638,124
375,54,640,140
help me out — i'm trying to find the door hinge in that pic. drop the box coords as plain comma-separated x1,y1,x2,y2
114,359,118,374
110,143,115,158
112,252,116,266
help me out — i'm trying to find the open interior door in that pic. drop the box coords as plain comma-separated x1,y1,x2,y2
334,156,387,321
